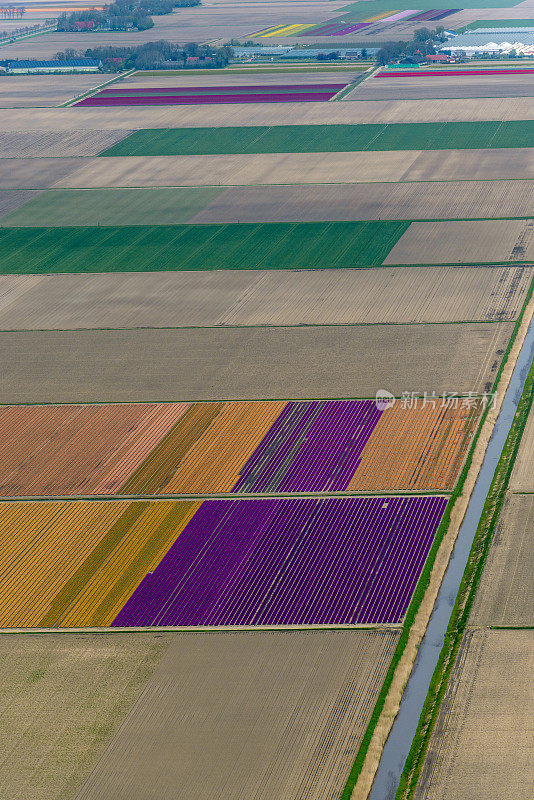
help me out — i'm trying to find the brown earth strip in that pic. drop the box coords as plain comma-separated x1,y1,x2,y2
74,629,400,800
470,493,534,627
0,323,514,402
413,630,534,800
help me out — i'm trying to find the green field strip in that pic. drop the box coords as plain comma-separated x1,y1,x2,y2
100,120,534,157
1,188,224,228
340,274,534,800
0,490,452,502
0,221,410,274
457,19,534,30
394,288,534,799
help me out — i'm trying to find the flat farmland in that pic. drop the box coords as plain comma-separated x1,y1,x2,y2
7,98,534,129
11,182,534,226
115,72,359,89
0,158,88,190
190,181,534,222
1,187,225,226
0,73,108,108
0,496,446,627
384,219,534,265
102,121,534,156
470,494,534,626
0,130,131,158
347,72,534,101
0,323,514,402
0,190,41,220
114,494,444,626
510,400,534,490
75,630,398,800
414,630,534,800
0,222,410,274
0,633,168,800
0,398,480,497
0,265,528,331
14,152,534,192
49,152,418,188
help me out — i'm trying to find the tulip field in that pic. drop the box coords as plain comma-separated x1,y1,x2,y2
0,398,481,497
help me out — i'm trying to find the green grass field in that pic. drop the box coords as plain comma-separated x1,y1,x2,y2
0,221,410,274
101,121,534,157
456,19,534,30
2,188,223,228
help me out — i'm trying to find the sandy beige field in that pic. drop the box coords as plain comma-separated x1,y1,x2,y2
0,266,528,330
470,494,534,627
2,98,534,131
191,179,534,220
0,73,109,108
75,629,399,800
50,152,419,189
8,151,534,193
0,633,168,800
414,629,534,800
0,130,131,158
347,73,534,102
384,219,534,265
0,158,92,190
0,322,514,402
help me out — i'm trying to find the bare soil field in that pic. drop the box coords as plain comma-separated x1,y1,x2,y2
0,158,91,190
190,180,534,221
470,494,534,627
0,190,41,219
414,629,534,800
0,322,513,402
50,152,418,189
510,400,534,490
384,219,534,265
0,633,169,800
7,179,534,224
4,97,534,131
404,148,534,182
10,155,534,193
0,266,528,331
0,130,131,158
0,74,109,108
75,629,399,800
347,73,534,101
117,71,357,88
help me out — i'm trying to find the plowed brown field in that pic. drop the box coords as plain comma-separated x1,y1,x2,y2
74,629,400,800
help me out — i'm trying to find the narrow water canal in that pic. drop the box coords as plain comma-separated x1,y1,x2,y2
369,319,534,800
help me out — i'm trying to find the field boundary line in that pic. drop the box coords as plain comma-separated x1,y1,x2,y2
395,282,534,799
0,491,452,503
59,69,136,109
341,276,534,800
0,623,401,634
0,320,513,333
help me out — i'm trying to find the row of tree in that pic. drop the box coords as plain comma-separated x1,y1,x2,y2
56,40,234,70
56,0,199,33
376,27,446,65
